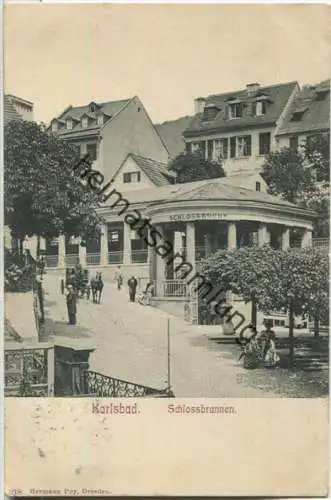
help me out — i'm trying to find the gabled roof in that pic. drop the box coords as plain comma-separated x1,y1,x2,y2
53,98,132,135
276,79,330,136
4,95,23,125
184,81,298,137
155,116,193,159
129,154,174,186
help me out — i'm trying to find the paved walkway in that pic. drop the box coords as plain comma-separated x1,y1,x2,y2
42,274,269,397
5,291,37,343
42,274,328,398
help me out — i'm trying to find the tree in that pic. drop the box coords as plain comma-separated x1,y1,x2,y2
201,246,329,336
261,138,330,237
261,148,312,203
4,120,103,252
169,151,226,183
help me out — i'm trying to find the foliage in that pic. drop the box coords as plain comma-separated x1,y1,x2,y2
261,136,330,236
169,151,226,183
200,246,329,322
4,120,103,246
5,263,35,292
261,148,312,203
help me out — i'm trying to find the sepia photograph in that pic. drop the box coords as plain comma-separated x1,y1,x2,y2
3,3,329,401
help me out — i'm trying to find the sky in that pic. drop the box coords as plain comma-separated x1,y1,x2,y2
4,3,330,125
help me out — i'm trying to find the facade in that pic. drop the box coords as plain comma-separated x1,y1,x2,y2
4,94,34,124
50,96,169,180
276,79,330,149
183,81,299,174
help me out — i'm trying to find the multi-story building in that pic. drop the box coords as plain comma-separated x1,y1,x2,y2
50,96,169,181
183,81,299,174
4,94,34,124
276,79,330,150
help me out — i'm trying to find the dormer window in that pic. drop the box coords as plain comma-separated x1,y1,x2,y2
97,114,104,126
81,117,88,128
51,120,58,132
315,89,329,101
255,100,267,116
291,107,307,122
202,104,219,122
228,101,243,119
66,118,73,130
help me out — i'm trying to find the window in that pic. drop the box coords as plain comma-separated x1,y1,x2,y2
81,117,88,128
203,105,219,122
66,119,73,130
259,132,271,155
51,121,58,132
256,181,261,192
230,136,251,158
229,102,243,119
255,100,267,116
185,142,192,154
97,114,104,126
207,140,213,160
289,136,299,150
123,171,141,183
109,231,119,243
214,138,228,160
86,143,97,161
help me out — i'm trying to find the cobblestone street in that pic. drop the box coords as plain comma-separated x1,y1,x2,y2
43,273,328,398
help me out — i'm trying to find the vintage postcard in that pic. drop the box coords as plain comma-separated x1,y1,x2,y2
3,2,330,496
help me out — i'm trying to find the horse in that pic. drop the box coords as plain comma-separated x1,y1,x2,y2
90,272,104,304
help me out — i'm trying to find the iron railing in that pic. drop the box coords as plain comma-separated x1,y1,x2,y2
131,249,148,263
45,255,58,267
86,370,172,397
312,238,329,249
5,348,50,397
65,254,79,266
87,253,101,265
108,251,124,264
163,279,187,297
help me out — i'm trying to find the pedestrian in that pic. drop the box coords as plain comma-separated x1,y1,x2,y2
65,284,77,325
127,275,138,302
115,265,123,290
259,318,280,368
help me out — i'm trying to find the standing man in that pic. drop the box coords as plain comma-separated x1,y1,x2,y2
65,284,77,325
115,265,123,290
127,276,138,302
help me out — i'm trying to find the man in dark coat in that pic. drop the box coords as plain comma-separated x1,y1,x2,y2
127,276,138,302
65,284,77,324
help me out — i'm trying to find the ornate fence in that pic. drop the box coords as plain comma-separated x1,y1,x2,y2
5,347,52,397
86,370,172,397
163,279,187,297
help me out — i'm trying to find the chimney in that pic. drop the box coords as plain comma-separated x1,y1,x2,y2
194,97,206,114
246,83,260,96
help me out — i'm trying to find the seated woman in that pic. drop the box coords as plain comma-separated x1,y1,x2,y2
138,282,154,305
241,320,280,369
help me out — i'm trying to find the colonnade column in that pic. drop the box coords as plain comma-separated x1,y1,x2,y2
148,226,156,284
123,221,131,265
281,227,290,250
301,229,313,248
79,240,87,267
100,224,108,266
58,234,66,268
227,222,237,249
155,224,166,296
258,223,270,247
186,222,196,275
